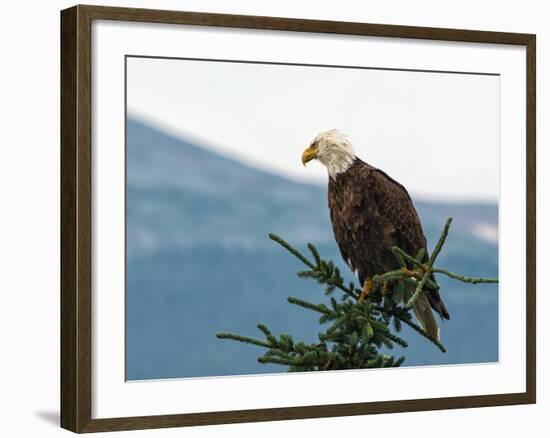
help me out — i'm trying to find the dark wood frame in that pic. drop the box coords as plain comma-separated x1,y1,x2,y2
61,4,536,433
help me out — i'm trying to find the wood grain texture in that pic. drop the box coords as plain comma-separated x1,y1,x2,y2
60,4,536,433
78,4,534,44
61,5,93,432
60,5,78,432
525,35,536,404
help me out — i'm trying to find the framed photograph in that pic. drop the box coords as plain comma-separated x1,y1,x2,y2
60,4,536,433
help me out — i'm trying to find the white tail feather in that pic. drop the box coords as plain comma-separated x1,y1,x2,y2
412,293,440,341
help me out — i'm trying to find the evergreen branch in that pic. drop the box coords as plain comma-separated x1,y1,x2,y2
393,356,406,367
216,332,271,348
405,268,432,309
391,247,407,267
405,217,453,309
270,233,360,300
256,323,272,337
389,311,447,353
325,279,359,300
374,268,439,291
431,217,453,262
219,218,499,371
308,243,321,265
432,268,498,284
375,269,409,282
384,331,409,348
287,297,332,314
392,247,425,270
415,248,426,262
268,233,315,269
366,356,385,368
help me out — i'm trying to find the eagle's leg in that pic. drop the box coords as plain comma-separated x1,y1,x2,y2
358,278,372,302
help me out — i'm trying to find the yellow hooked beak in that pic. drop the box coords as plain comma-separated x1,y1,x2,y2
301,146,318,166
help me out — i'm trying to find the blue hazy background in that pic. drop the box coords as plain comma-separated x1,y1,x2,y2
126,118,499,381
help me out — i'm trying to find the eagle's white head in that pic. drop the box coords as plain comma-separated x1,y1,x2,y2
302,130,356,179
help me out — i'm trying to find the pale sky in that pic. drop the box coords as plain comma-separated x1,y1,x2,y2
127,57,499,202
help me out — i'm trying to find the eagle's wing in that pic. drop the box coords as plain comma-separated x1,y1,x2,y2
368,166,450,321
368,167,427,256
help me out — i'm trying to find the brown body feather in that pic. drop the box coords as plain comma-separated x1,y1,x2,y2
328,158,450,321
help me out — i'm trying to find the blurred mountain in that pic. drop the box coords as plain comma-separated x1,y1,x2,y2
126,118,499,380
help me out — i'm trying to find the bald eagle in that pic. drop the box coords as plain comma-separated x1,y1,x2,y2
302,130,449,340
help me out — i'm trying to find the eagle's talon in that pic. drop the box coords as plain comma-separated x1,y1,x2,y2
358,278,372,302
400,267,416,277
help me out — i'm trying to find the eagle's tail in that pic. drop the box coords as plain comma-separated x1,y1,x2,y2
412,292,440,341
